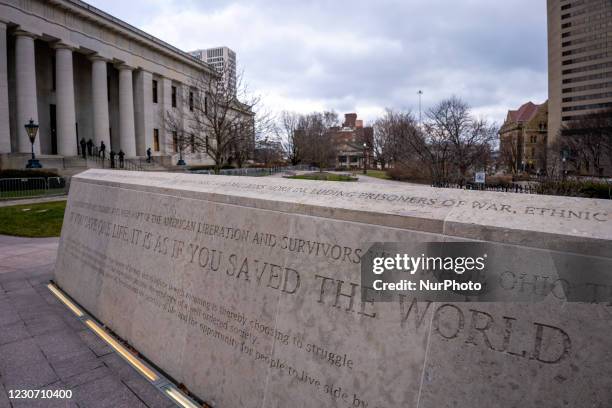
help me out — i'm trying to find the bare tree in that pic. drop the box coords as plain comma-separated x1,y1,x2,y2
166,68,263,174
425,96,497,182
375,109,446,181
164,107,191,165
560,108,612,176
254,136,284,167
277,111,302,165
373,109,398,169
296,111,339,170
499,132,520,174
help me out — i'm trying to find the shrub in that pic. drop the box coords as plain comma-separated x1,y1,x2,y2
387,163,431,184
0,169,60,179
535,179,612,199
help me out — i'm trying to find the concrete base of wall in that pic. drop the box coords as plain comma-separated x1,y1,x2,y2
0,152,215,172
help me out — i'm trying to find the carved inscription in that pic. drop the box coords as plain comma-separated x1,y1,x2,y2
66,200,574,370
81,171,611,223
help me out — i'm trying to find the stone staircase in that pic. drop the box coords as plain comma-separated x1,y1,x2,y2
56,155,168,177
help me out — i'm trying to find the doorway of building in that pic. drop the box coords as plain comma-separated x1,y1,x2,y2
50,104,57,154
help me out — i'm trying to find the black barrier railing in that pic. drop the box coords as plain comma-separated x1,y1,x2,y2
433,182,539,194
85,152,145,171
0,177,67,199
191,164,317,176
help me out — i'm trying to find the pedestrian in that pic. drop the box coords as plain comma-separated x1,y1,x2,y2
146,147,152,163
86,139,93,157
100,141,106,159
118,150,125,168
110,150,116,168
80,138,86,159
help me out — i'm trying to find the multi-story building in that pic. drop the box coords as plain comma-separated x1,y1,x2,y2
499,101,549,174
547,0,612,144
190,46,237,95
0,0,230,169
330,113,374,169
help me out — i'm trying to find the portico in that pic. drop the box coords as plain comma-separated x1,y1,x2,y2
0,0,218,168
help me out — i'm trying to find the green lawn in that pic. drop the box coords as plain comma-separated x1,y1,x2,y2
0,201,66,237
287,172,358,182
365,170,391,180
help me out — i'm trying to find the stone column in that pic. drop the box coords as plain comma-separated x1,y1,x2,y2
134,69,153,156
90,56,110,150
14,30,39,154
161,77,172,154
0,22,11,153
118,64,136,157
53,43,77,156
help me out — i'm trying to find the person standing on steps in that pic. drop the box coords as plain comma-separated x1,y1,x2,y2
146,147,152,163
110,150,116,168
100,141,106,159
86,139,94,157
80,138,87,159
118,150,125,168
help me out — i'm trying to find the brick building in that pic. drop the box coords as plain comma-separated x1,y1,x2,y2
499,101,549,174
329,113,374,169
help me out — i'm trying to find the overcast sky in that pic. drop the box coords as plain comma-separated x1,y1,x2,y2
87,0,548,125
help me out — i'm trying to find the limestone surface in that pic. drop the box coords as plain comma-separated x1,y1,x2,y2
54,170,612,407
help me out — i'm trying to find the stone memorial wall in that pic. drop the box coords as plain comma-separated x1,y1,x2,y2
54,169,612,407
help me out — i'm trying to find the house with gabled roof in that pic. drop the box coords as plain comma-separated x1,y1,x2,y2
499,101,548,174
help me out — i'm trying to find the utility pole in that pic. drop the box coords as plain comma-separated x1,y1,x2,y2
417,90,423,127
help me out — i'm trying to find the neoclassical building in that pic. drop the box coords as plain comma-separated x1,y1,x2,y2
0,0,220,169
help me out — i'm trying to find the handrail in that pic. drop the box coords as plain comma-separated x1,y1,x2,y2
84,150,145,171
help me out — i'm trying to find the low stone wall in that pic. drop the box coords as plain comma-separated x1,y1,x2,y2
54,169,612,407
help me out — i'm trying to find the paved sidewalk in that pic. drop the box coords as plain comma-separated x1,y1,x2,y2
0,235,175,408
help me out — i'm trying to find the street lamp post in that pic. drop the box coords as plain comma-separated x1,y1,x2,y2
562,157,567,180
363,142,368,175
417,90,423,127
176,146,186,166
24,119,42,168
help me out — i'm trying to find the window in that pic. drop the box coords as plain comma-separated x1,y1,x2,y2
189,91,194,111
171,86,177,108
204,95,208,115
153,129,160,151
152,80,158,103
172,131,178,152
205,134,209,154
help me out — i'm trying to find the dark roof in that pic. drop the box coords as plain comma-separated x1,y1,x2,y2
507,102,540,123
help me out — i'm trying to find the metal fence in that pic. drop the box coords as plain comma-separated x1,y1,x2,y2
433,182,541,194
85,153,146,171
433,180,612,199
0,177,67,199
191,164,317,176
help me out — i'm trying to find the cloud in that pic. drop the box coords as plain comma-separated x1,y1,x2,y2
87,0,548,125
